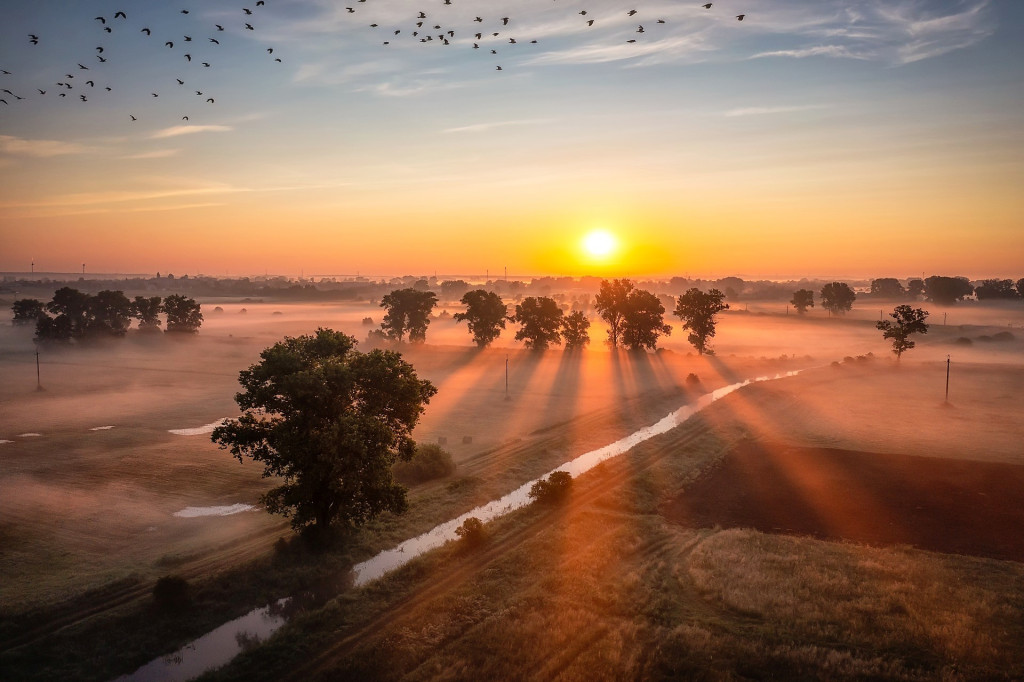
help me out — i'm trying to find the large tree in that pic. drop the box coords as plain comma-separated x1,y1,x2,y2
512,296,563,350
790,289,814,315
42,286,92,341
11,299,45,326
974,279,1018,300
561,310,591,350
86,290,133,338
593,278,634,348
211,329,437,532
163,294,203,333
132,296,164,332
621,289,672,351
380,288,437,343
820,282,856,316
924,276,973,305
673,288,729,355
870,278,906,299
876,305,929,360
907,278,926,299
453,290,507,348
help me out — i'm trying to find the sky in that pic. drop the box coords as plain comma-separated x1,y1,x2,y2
1,0,1022,280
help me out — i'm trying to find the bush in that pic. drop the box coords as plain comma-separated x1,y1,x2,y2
685,373,701,386
454,517,487,548
393,443,456,485
362,317,374,326
529,471,573,504
152,575,189,611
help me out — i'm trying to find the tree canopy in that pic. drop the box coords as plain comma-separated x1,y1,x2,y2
790,289,814,315
620,289,672,351
11,299,45,326
674,288,729,355
163,294,203,333
380,288,438,342
924,276,974,305
512,296,563,350
132,296,164,332
593,278,633,348
561,310,591,350
453,289,507,348
869,278,906,298
820,282,856,316
974,279,1019,300
211,328,437,532
876,305,929,359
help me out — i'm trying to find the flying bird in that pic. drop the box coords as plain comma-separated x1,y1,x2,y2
244,8,253,15
78,63,89,69
206,98,214,103
245,23,254,30
130,114,136,120
182,116,188,120
166,41,174,48
736,14,745,20
181,9,190,14
177,78,184,84
216,24,224,30
141,28,151,35
95,16,106,24
702,3,712,8
210,38,219,43
29,35,39,44
114,11,126,19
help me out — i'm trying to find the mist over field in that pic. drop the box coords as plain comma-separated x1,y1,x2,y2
1,272,1022,681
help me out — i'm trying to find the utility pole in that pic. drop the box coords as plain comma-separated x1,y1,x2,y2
945,355,950,404
36,348,43,391
504,354,510,401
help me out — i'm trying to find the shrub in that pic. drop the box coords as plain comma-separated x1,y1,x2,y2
393,443,456,485
362,317,374,326
529,471,573,504
454,517,487,548
152,575,189,611
685,373,701,386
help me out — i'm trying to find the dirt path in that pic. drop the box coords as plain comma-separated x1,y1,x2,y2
662,441,1024,562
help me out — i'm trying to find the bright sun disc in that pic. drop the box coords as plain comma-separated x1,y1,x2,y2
583,230,617,258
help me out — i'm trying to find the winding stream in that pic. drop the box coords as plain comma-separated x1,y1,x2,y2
116,370,799,681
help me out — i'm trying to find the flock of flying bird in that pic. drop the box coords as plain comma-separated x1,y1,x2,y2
340,0,747,71
2,2,748,124
2,3,281,122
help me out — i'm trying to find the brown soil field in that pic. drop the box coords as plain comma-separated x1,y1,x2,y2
663,441,1024,562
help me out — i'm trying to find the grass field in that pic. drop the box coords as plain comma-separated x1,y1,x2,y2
1,298,1023,680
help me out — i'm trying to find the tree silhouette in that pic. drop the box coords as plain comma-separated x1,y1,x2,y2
86,290,133,337
212,329,436,533
674,288,729,355
594,278,633,348
164,294,203,333
1017,278,1024,299
561,310,591,350
820,282,856,316
621,288,671,351
870,278,906,298
380,288,437,343
512,296,563,350
790,289,814,315
453,289,507,348
924,276,973,305
974,279,1018,300
132,296,164,332
876,305,929,359
11,299,45,326
907,278,925,299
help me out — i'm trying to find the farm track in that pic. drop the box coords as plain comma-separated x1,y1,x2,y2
287,422,711,680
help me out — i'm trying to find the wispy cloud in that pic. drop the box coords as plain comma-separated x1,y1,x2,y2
120,149,180,160
150,125,233,139
0,135,91,157
442,119,550,134
750,45,865,60
724,104,830,118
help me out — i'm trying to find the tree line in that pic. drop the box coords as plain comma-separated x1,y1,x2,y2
11,287,203,343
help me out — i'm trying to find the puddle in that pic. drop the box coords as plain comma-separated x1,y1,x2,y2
113,599,290,682
168,419,230,436
17,433,42,437
120,371,801,680
173,504,255,518
352,371,800,586
90,425,116,431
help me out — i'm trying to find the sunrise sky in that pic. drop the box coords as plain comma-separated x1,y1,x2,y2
1,0,1021,279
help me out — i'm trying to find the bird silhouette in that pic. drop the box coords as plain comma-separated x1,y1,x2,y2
206,97,214,102
130,114,136,120
702,3,712,8
114,11,126,19
141,28,151,35
736,14,745,20
95,16,106,24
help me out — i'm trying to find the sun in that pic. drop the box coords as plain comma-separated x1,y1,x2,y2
582,229,618,259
